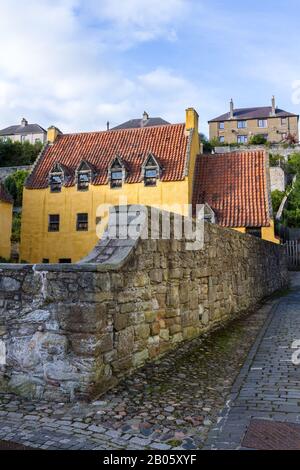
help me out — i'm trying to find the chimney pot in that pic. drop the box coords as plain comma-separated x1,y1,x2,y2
143,111,149,122
107,121,110,131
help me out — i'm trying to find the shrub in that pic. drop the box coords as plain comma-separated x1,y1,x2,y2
249,134,267,145
0,140,42,167
11,213,22,243
271,190,285,214
4,169,29,207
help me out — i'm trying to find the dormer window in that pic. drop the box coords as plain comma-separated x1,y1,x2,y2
109,157,126,189
76,161,94,191
49,163,65,193
142,154,161,187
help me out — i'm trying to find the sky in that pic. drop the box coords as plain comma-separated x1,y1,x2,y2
0,0,300,136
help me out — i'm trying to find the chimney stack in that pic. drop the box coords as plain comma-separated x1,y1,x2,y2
143,111,149,122
271,96,276,116
107,121,110,131
47,126,62,144
230,99,234,119
21,118,28,127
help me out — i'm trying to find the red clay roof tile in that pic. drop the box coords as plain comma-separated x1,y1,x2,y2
0,183,13,204
193,150,270,227
26,124,189,189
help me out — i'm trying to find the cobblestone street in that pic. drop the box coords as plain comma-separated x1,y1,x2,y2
206,273,300,450
0,298,275,450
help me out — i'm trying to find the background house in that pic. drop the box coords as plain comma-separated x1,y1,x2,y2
0,118,47,145
111,111,170,130
209,97,299,145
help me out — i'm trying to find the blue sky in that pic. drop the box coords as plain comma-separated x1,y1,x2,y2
0,0,299,135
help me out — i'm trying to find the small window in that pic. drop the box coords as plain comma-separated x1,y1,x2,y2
281,117,287,126
237,120,247,129
219,122,225,130
111,170,123,189
77,172,91,191
42,259,49,264
76,213,88,231
48,214,60,232
144,168,158,187
59,259,71,264
50,174,63,193
219,136,225,143
246,227,262,239
258,119,267,128
237,135,248,144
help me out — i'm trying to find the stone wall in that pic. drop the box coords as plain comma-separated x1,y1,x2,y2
270,166,286,192
0,208,288,402
0,166,31,182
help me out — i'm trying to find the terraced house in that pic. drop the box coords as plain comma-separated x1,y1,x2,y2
20,109,200,263
0,183,13,260
209,97,299,144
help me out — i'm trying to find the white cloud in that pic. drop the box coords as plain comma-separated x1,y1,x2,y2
0,0,196,133
83,0,188,44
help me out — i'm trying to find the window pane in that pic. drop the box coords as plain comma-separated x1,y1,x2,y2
238,121,247,129
145,169,157,178
111,171,123,180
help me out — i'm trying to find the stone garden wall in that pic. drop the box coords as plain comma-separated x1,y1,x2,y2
0,208,288,402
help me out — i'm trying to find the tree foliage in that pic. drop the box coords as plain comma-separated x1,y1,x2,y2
249,134,267,145
271,190,285,214
0,140,42,167
4,170,29,207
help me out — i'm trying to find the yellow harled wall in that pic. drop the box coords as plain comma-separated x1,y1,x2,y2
20,179,192,263
0,200,13,260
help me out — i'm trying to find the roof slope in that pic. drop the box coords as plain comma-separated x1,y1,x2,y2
193,150,270,228
0,124,46,136
26,124,189,189
209,106,299,123
112,117,170,130
0,183,13,204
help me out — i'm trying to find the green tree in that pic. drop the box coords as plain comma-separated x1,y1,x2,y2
271,190,285,214
0,139,42,167
4,170,29,207
249,134,267,145
287,152,300,175
200,133,213,153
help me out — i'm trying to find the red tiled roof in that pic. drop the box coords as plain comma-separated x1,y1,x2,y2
0,183,13,204
193,150,270,227
26,124,189,189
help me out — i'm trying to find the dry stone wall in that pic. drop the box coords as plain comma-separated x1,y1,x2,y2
0,208,288,402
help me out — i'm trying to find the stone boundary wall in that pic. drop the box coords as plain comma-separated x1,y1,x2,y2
0,166,32,182
0,208,288,402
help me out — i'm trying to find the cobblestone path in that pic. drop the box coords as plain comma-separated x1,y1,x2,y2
205,273,300,449
0,298,278,450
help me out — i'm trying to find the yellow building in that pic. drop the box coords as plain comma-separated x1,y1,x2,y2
0,183,13,260
20,109,200,263
209,97,299,144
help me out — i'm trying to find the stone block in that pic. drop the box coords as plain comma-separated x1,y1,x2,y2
133,349,149,367
115,327,134,355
